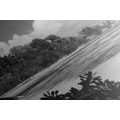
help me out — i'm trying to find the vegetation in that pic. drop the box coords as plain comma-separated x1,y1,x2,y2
41,71,120,100
0,22,112,96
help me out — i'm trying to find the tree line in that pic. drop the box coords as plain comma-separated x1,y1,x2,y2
0,22,111,96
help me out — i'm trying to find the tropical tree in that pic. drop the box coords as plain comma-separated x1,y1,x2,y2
41,71,120,100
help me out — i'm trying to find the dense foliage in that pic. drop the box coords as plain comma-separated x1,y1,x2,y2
41,71,120,100
0,36,87,95
0,23,111,96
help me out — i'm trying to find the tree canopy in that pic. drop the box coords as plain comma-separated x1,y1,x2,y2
0,23,111,96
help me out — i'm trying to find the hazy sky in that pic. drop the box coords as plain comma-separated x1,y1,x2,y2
0,20,33,41
0,20,103,42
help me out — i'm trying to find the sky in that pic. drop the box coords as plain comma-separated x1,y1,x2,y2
0,20,103,55
0,20,103,41
0,20,33,41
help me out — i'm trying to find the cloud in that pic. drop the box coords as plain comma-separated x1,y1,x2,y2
0,42,10,56
8,34,32,47
0,20,105,56
31,20,63,38
0,20,64,55
9,20,63,46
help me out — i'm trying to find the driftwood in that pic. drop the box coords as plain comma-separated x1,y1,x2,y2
1,22,120,99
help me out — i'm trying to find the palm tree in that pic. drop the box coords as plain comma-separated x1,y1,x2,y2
40,71,120,100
